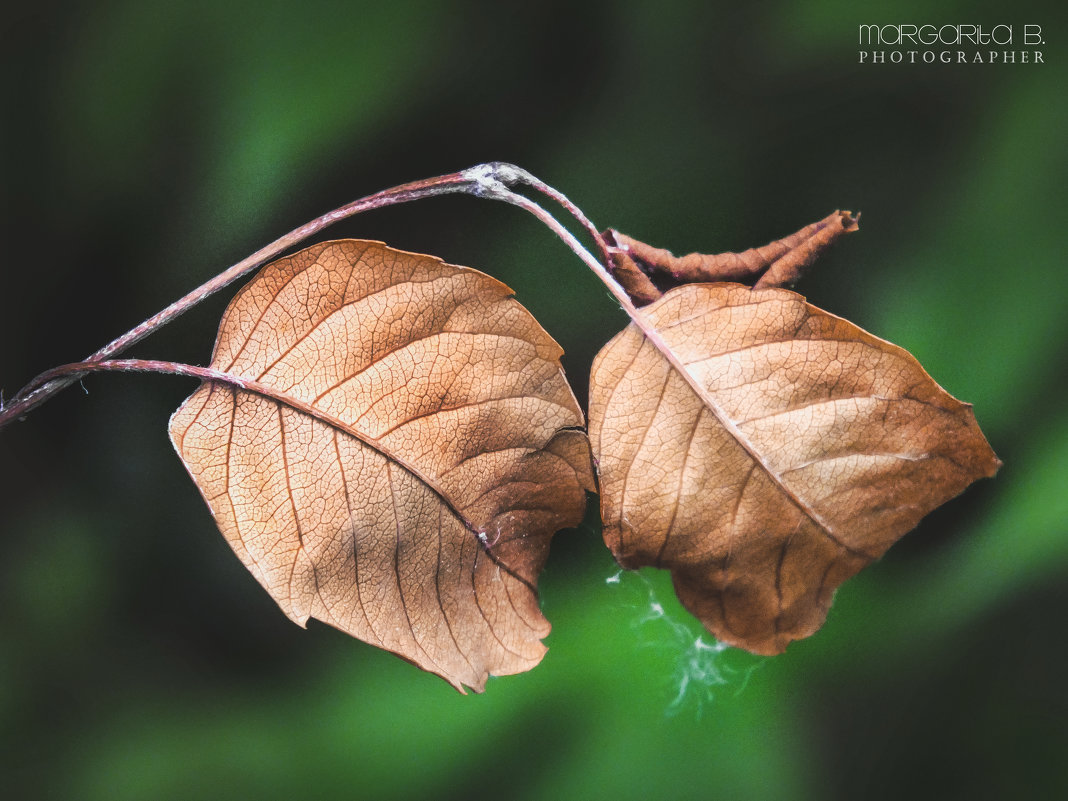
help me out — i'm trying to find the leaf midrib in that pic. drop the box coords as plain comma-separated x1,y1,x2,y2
182,364,542,594
632,291,878,562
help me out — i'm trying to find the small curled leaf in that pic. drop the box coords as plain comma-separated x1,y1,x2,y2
605,210,859,305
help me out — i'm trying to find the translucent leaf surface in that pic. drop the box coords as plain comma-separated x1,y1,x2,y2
170,240,593,691
589,283,999,654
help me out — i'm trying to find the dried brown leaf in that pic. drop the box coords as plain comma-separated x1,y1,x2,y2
169,240,593,692
589,283,999,655
605,211,859,305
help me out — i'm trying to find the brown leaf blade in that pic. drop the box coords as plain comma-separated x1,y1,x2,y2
169,240,593,691
589,283,998,655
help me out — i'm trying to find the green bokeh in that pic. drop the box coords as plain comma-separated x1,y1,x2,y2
1,1,1065,799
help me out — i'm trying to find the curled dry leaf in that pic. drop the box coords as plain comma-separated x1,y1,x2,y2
169,240,593,692
605,210,859,306
589,283,999,655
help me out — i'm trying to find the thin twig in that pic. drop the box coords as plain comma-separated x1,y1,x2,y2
468,163,615,266
0,162,620,431
0,170,478,430
462,172,654,328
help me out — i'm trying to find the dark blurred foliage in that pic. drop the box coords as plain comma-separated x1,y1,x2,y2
1,1,1066,799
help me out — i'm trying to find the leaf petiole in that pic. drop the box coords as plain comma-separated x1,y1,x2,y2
26,357,527,563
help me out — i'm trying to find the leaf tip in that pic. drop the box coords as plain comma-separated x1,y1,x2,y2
837,209,861,233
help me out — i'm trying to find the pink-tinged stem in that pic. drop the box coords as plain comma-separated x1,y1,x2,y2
472,163,614,265
0,163,614,432
0,170,467,430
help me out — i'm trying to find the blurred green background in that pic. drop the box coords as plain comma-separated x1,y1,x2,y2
1,1,1065,799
